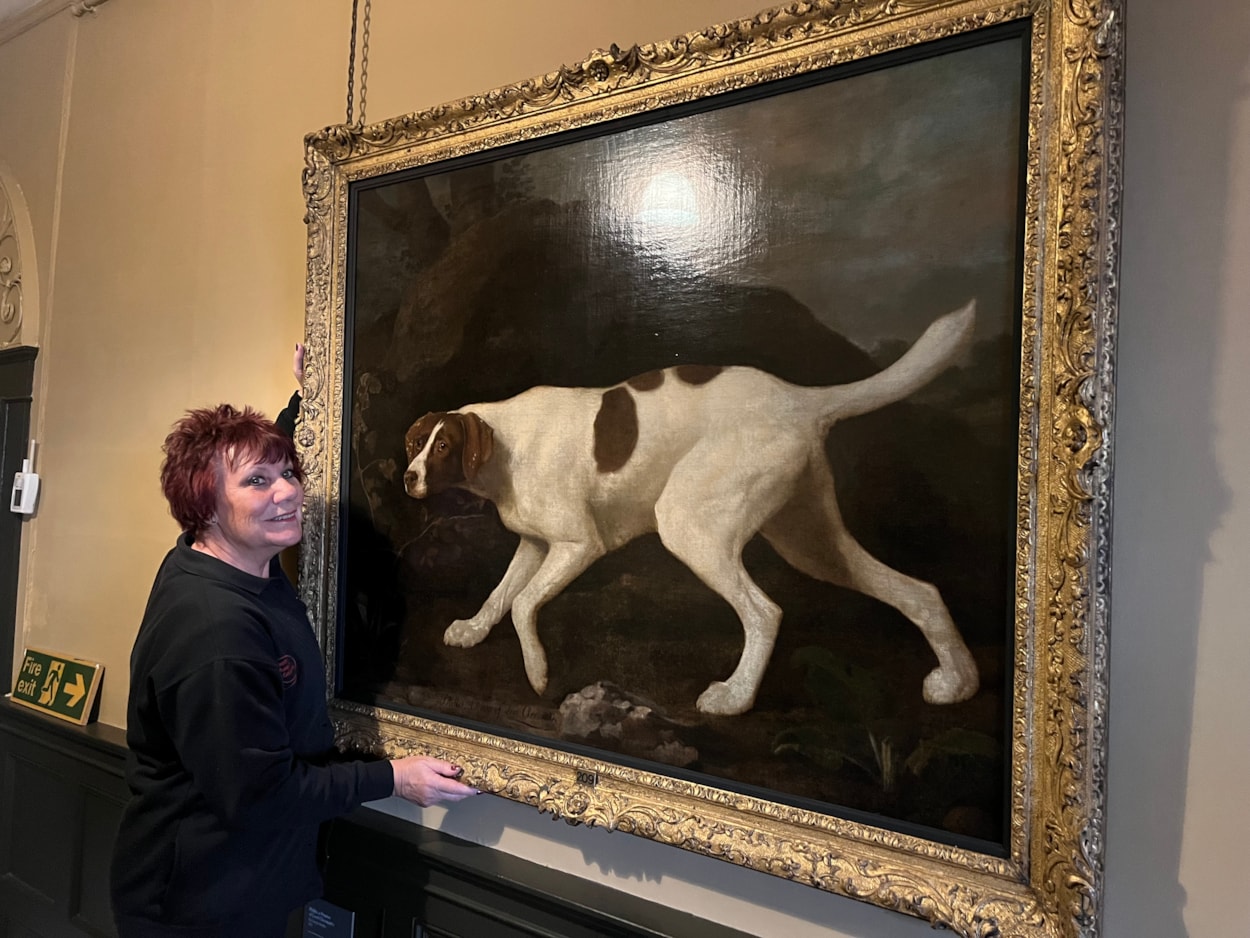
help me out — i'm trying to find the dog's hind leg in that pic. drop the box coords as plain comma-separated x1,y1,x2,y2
509,540,606,696
761,464,979,705
445,537,546,648
659,524,782,716
656,461,794,716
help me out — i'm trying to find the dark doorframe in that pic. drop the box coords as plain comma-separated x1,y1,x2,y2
0,345,37,694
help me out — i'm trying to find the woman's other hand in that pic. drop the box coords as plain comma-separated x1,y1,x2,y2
391,756,479,806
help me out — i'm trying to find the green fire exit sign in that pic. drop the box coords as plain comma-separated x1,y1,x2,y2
9,647,104,725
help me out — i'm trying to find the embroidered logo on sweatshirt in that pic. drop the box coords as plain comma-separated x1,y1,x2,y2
277,655,298,687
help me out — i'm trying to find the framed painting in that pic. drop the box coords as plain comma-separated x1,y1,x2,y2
298,1,1123,935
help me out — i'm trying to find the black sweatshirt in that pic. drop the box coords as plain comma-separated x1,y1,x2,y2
110,534,393,936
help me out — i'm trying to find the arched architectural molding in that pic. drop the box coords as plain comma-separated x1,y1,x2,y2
0,163,39,349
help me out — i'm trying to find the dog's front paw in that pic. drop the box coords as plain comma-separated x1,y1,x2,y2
444,619,491,648
922,661,979,705
696,681,754,716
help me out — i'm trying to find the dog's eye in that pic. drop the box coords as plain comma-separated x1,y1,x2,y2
436,440,448,452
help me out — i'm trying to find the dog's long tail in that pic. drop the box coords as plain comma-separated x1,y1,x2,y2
817,300,976,426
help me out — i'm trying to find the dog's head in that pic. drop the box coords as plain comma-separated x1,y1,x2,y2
403,411,494,499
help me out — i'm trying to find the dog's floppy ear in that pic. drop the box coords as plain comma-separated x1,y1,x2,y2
458,411,493,480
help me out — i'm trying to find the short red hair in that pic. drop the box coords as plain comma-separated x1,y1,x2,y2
160,404,304,539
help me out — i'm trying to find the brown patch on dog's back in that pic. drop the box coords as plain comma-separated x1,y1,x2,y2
627,370,665,391
594,387,638,473
674,364,723,386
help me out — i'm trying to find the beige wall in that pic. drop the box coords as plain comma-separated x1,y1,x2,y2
1,0,1246,935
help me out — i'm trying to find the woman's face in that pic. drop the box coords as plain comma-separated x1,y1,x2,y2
208,452,303,570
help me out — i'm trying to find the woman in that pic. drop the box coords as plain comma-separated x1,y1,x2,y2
111,402,477,937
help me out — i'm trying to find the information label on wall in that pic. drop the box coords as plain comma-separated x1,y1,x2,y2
8,647,103,725
304,899,355,938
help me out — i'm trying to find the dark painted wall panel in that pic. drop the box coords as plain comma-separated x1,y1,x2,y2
74,790,127,937
8,756,74,902
322,808,755,938
0,705,125,938
0,347,37,698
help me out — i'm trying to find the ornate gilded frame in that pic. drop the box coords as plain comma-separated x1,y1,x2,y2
298,1,1122,935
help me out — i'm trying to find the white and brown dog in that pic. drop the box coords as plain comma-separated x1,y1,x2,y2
403,301,980,716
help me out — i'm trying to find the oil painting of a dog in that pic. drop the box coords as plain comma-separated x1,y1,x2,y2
336,34,1028,839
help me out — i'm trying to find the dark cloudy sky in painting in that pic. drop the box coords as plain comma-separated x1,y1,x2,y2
422,35,1025,353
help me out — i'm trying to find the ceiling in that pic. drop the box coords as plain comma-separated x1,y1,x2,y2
0,0,62,28
0,0,35,18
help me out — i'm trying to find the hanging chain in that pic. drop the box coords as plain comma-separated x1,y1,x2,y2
345,0,359,125
345,0,372,127
358,0,371,127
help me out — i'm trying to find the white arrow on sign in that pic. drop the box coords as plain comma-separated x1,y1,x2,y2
63,672,86,708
